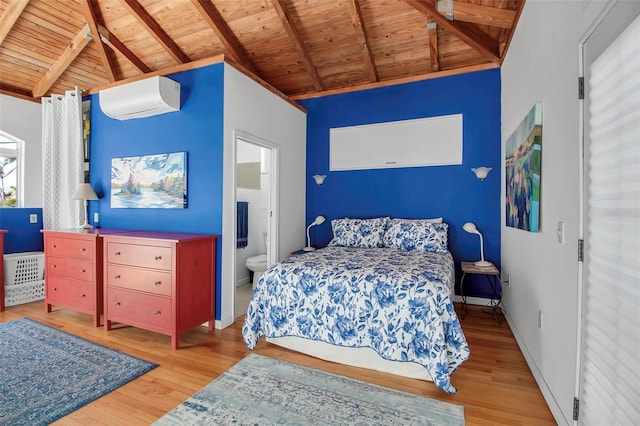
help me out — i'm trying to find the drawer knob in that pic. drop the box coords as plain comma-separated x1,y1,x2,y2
80,269,86,273
114,274,121,279
80,247,86,252
52,244,57,248
52,287,57,291
114,251,121,256
155,256,162,261
154,281,162,286
114,301,121,306
51,264,56,268
80,293,86,298
154,310,162,315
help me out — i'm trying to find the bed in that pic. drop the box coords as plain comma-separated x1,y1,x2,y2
242,218,470,394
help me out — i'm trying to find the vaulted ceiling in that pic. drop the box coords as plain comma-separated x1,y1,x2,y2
0,0,524,103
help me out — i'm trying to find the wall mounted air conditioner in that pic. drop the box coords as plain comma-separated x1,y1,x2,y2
99,75,181,120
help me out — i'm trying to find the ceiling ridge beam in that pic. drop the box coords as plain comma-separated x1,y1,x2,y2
270,0,325,91
0,0,30,46
404,0,500,62
32,24,92,98
348,0,378,83
190,0,256,74
97,25,152,74
120,0,190,65
451,1,516,29
80,0,116,82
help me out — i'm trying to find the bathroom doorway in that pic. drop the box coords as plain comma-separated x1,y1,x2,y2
234,133,278,318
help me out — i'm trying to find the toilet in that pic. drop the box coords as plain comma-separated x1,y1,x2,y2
246,232,269,289
246,254,268,289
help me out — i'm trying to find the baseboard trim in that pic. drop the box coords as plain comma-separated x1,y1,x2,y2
216,315,235,330
503,310,568,425
235,276,250,287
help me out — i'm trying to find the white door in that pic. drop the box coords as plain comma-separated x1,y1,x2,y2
578,1,640,424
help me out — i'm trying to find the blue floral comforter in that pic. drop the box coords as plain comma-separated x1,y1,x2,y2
242,246,470,394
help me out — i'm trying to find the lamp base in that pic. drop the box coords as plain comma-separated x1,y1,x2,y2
303,246,316,252
81,223,93,230
474,260,492,267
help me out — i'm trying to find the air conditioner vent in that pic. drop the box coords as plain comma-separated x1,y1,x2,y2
99,75,181,120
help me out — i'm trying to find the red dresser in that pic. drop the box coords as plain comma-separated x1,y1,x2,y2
42,229,123,326
102,230,219,349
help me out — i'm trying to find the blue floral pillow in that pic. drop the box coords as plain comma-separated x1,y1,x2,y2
328,217,389,248
383,219,449,253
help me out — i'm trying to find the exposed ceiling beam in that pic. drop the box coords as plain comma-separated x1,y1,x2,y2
190,0,256,73
0,0,30,46
80,0,116,82
404,0,500,62
450,1,516,29
97,25,152,74
120,0,190,65
32,24,92,98
348,0,377,83
271,0,325,91
427,20,440,72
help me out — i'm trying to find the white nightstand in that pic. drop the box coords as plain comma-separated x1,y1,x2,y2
459,261,503,324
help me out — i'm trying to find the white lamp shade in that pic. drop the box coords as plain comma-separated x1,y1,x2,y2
313,215,326,226
463,222,478,234
73,183,99,200
471,167,492,180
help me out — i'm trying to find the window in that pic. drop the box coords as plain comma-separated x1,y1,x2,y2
0,132,22,207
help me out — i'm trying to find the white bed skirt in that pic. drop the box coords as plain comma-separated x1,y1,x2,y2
266,336,432,381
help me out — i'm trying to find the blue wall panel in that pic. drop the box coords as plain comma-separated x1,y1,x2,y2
301,69,502,298
88,63,225,317
0,208,44,254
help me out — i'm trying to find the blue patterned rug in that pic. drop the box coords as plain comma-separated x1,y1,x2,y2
155,353,464,425
0,318,157,425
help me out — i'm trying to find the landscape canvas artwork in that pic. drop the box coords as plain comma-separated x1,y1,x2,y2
111,152,187,209
505,103,542,232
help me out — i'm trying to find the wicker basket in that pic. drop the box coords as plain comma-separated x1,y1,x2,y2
4,252,45,306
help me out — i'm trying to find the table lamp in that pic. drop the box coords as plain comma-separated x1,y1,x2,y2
73,183,99,229
304,215,326,251
463,222,492,267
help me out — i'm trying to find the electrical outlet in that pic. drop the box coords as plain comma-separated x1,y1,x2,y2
93,212,99,223
29,214,38,223
538,310,543,330
506,274,511,288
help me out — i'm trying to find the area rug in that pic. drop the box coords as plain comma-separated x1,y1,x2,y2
154,353,464,425
0,318,157,426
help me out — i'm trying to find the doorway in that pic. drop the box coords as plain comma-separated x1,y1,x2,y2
577,1,640,423
233,132,279,319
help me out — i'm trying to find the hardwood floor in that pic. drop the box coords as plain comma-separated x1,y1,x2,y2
0,301,554,425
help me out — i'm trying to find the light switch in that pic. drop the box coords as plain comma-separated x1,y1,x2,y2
29,214,38,224
94,212,100,223
557,221,564,244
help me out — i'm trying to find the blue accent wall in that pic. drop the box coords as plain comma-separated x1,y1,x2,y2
300,69,501,298
88,63,225,317
0,208,44,254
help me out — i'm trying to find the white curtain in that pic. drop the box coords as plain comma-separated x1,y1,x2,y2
42,89,84,230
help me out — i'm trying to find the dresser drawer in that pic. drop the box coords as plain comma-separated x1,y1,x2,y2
107,288,172,331
46,256,94,281
106,242,172,270
106,264,172,296
47,276,94,309
46,236,95,260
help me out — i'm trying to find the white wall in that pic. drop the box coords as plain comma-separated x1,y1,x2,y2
221,63,307,328
501,1,611,423
0,94,42,207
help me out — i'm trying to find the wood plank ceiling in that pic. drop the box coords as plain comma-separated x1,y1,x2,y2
0,0,524,103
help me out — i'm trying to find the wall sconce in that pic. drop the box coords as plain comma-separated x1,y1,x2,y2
471,167,492,181
73,183,99,229
312,175,326,185
463,222,492,267
304,215,326,251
